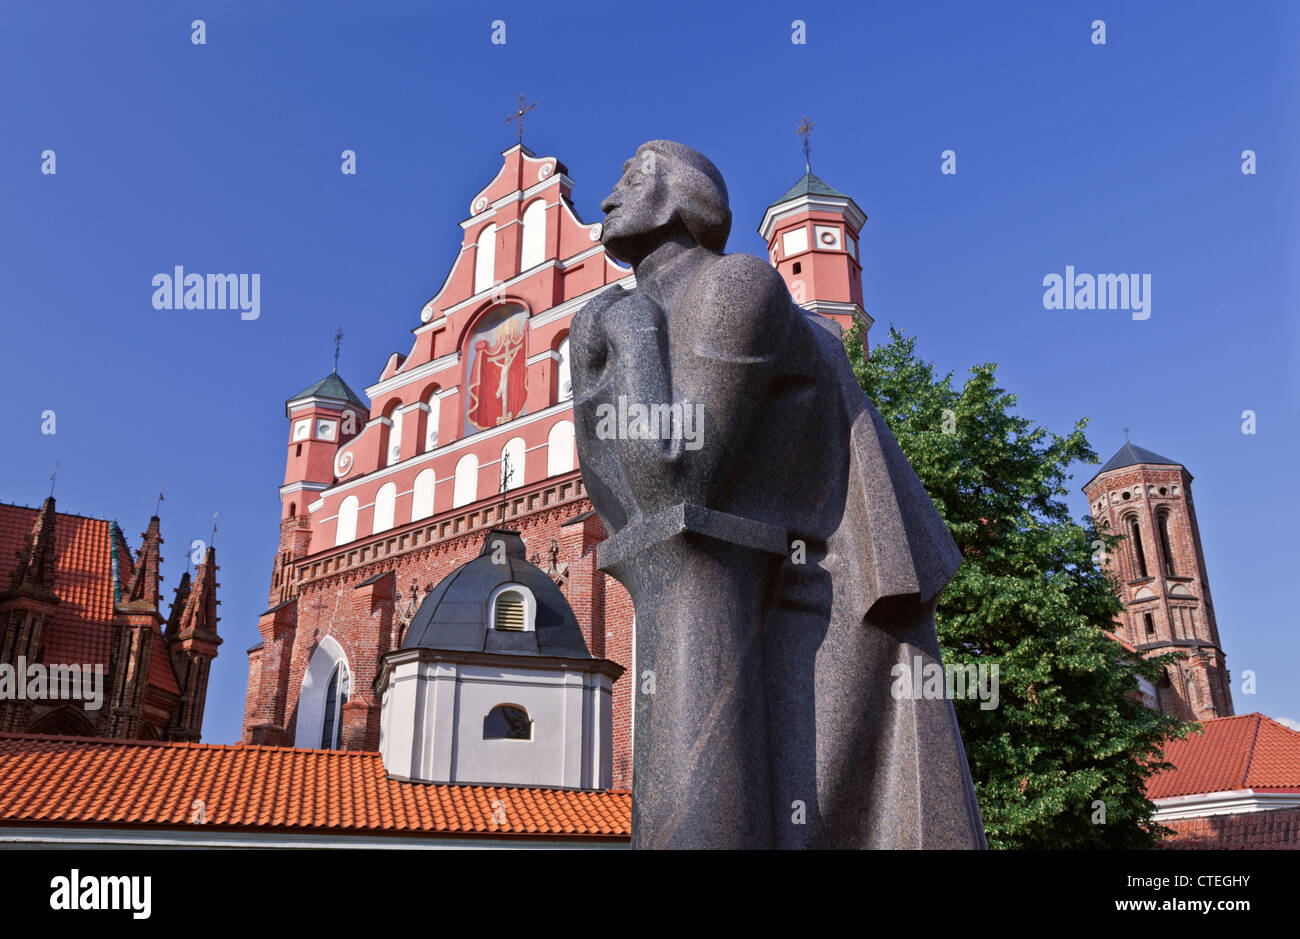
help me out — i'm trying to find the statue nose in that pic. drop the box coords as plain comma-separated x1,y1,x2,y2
600,193,620,214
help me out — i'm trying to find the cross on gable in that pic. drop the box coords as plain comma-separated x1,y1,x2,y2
505,94,536,147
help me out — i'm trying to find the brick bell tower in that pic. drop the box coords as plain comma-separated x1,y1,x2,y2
271,367,368,606
758,125,871,342
1084,442,1233,723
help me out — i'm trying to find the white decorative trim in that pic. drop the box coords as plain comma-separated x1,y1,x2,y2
1151,789,1300,821
365,352,460,398
320,400,576,500
527,350,561,366
758,193,867,242
529,275,636,330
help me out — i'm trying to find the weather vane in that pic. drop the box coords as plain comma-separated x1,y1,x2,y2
155,482,165,516
49,462,59,498
506,94,536,148
333,327,344,372
796,115,815,171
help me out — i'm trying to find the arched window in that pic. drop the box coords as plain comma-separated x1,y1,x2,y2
547,420,575,476
483,704,532,740
474,223,496,295
412,468,436,521
1157,510,1176,577
489,583,536,632
557,336,572,401
520,200,546,271
295,636,349,750
1127,516,1148,578
453,453,479,508
335,495,359,546
387,408,403,466
373,482,397,533
319,661,350,750
499,436,525,491
425,391,440,451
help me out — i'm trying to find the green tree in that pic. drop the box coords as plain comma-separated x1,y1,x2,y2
846,322,1187,849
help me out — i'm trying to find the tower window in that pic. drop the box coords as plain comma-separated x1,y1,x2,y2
1143,613,1155,635
1157,510,1176,577
1128,516,1148,578
792,262,802,275
296,444,302,457
483,704,532,740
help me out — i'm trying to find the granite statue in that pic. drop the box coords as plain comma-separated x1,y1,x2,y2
570,140,986,849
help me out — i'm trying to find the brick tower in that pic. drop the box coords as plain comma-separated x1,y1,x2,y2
1084,442,1233,722
758,168,870,340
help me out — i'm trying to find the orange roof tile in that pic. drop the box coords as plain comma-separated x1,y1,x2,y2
1147,713,1300,799
1161,807,1300,849
0,734,631,840
0,504,118,666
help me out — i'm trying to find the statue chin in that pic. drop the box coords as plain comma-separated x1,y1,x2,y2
599,227,642,266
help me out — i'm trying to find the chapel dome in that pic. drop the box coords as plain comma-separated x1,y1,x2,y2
401,529,590,659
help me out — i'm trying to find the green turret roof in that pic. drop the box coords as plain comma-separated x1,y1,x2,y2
286,371,367,409
770,170,850,206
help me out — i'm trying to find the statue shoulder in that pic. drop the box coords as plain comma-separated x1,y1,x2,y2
686,253,792,354
571,283,630,346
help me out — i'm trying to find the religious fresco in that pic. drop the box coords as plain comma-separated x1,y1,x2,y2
464,303,528,434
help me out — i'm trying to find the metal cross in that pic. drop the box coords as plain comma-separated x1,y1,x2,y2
796,115,815,171
505,94,536,147
155,482,165,516
48,462,59,498
333,327,344,372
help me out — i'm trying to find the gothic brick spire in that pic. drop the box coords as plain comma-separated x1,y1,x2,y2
3,496,59,603
163,570,191,644
123,516,163,609
168,545,222,741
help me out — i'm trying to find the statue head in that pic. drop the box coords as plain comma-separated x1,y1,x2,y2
599,140,732,264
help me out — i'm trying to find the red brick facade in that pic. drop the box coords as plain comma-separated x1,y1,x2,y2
1085,451,1233,723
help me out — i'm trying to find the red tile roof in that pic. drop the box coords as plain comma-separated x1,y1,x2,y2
1162,807,1300,849
0,734,631,840
1147,713,1300,799
0,503,118,665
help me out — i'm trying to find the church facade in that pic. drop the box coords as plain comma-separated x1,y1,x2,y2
241,144,870,790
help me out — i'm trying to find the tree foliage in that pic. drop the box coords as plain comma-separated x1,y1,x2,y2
846,322,1187,849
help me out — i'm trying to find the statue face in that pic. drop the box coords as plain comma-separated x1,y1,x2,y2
599,147,678,264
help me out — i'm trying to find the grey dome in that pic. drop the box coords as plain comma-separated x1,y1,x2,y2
401,530,590,658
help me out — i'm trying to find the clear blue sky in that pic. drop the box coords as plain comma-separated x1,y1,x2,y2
1,1,1296,743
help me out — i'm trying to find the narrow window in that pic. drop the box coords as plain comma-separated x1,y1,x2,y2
484,704,532,740
1143,613,1155,636
320,663,349,750
792,261,802,275
1157,510,1176,577
1128,516,1148,578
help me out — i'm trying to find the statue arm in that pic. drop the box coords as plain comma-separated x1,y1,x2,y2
569,284,629,402
664,254,791,505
